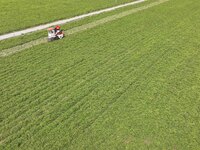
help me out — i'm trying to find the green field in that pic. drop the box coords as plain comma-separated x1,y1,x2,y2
0,0,134,35
0,0,200,149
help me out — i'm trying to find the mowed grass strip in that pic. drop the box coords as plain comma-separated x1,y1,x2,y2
0,0,134,35
1,0,200,149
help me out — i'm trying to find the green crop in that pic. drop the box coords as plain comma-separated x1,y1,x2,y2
0,0,200,149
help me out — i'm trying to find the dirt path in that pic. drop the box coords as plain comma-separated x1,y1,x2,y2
0,0,169,57
0,0,145,41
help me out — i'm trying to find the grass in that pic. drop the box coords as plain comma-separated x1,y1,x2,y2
0,0,134,35
1,0,200,149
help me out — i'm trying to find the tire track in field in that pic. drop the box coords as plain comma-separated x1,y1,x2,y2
0,0,169,57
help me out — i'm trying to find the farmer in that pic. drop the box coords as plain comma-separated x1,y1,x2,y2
54,25,61,35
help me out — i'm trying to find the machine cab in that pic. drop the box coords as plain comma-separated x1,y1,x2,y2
48,28,56,37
